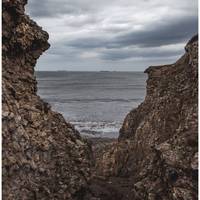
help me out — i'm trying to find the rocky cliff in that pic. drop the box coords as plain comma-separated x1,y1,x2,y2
2,1,92,199
94,35,198,200
2,0,198,200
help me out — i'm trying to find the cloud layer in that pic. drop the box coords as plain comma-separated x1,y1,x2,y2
26,0,198,71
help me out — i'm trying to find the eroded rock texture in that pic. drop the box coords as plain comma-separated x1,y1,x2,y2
2,0,198,199
95,35,198,200
2,1,92,199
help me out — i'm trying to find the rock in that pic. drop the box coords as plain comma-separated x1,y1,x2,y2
2,0,92,199
191,152,198,170
94,35,198,200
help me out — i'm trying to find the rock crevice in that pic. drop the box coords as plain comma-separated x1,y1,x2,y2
2,0,198,199
94,35,198,200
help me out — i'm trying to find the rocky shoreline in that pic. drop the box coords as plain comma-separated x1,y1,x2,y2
2,0,198,199
86,35,198,199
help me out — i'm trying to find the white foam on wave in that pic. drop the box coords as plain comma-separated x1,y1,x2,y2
71,121,121,138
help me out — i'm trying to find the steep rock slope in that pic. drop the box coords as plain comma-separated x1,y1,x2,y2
2,0,92,199
95,35,198,200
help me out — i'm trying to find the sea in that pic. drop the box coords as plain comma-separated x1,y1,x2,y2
36,71,147,138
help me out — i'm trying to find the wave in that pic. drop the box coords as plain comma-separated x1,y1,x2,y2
71,121,121,138
42,97,143,103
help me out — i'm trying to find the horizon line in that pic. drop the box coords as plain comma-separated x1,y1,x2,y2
35,70,145,72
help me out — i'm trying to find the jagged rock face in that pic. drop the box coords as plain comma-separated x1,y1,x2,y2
96,36,198,200
2,1,92,199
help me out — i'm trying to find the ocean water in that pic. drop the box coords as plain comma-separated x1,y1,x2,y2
36,71,147,138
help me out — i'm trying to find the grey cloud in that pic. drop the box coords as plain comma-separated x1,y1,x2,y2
114,16,198,48
27,0,197,18
26,0,121,17
99,47,184,61
27,0,198,71
66,15,198,50
26,0,87,17
64,16,101,28
67,38,108,49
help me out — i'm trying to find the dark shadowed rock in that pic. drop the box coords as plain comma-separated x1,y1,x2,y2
94,35,198,200
2,0,92,199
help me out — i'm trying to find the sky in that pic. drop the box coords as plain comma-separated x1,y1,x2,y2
26,0,198,71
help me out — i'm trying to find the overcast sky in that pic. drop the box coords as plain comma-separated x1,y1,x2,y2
26,0,198,71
